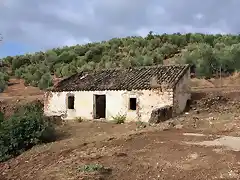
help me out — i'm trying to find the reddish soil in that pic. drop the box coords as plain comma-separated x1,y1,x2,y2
1,78,240,179
2,78,44,97
0,78,44,117
1,120,240,180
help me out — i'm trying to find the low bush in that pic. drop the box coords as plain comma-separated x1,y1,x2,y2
0,72,8,93
0,101,56,162
74,117,83,123
14,100,43,115
0,111,3,123
77,163,112,176
112,114,126,124
78,164,105,172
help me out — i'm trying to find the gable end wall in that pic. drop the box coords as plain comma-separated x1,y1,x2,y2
173,68,191,115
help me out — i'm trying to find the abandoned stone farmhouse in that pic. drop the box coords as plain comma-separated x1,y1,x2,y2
44,64,191,122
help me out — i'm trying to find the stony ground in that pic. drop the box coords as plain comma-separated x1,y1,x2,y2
1,78,240,179
1,120,240,180
2,98,240,180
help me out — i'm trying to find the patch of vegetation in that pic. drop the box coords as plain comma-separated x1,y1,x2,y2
0,101,56,162
0,111,3,123
14,100,44,115
3,33,240,89
78,163,112,176
78,164,105,173
0,70,9,92
136,121,147,129
74,117,83,123
112,114,126,124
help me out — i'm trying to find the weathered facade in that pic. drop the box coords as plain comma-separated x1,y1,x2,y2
44,65,191,122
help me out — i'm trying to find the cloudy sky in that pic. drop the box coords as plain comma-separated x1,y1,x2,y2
0,0,239,57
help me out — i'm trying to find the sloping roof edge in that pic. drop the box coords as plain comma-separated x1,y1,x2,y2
52,64,190,92
172,64,190,88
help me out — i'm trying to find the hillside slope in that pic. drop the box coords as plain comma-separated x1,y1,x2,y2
1,91,240,180
2,33,240,91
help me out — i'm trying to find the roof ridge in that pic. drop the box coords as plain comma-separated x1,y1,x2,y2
77,64,189,75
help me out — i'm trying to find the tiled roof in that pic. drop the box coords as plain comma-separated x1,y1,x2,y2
52,64,189,92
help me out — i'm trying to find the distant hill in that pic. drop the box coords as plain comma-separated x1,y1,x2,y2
1,32,240,90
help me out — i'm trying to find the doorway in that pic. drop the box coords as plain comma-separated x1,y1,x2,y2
94,95,106,119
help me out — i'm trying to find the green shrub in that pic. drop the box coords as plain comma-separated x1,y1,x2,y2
14,100,43,115
0,111,4,124
0,72,8,92
112,114,126,124
0,101,56,162
78,164,104,172
38,73,53,90
74,117,83,123
5,33,240,84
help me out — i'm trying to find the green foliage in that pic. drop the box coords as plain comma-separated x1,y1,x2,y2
78,164,105,172
14,100,44,115
74,117,83,123
0,101,56,162
0,71,9,92
112,114,126,124
38,73,53,90
3,33,240,86
0,111,3,123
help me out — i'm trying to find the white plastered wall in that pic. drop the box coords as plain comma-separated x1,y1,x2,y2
44,89,174,122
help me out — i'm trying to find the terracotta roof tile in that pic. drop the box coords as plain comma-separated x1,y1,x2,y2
52,64,189,92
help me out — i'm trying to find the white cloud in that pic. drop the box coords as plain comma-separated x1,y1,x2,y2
63,37,91,47
194,13,204,20
0,0,240,53
135,28,150,37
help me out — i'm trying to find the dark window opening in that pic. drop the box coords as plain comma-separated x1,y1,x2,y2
129,98,137,110
67,96,75,109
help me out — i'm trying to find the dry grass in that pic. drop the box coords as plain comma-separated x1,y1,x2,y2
191,72,240,89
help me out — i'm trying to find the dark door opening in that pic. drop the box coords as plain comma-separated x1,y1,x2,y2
94,95,106,119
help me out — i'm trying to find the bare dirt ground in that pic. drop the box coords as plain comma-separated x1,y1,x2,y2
1,77,240,179
1,78,44,97
0,78,44,117
1,117,240,180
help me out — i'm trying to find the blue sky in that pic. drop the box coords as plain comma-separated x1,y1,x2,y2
0,0,239,58
0,42,37,57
